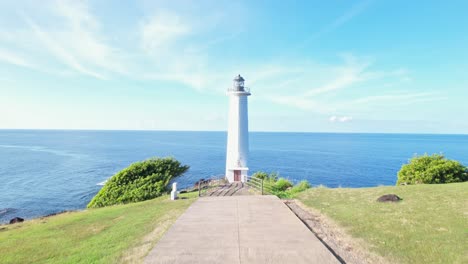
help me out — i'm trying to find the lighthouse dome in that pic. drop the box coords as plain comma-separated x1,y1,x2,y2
233,74,245,82
232,74,245,91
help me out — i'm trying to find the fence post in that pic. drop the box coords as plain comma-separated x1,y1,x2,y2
198,181,201,197
261,179,264,195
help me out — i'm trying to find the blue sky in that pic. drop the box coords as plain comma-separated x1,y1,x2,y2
1,0,467,133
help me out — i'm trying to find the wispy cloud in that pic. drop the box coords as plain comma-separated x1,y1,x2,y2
136,7,245,92
329,116,353,123
53,1,127,75
0,1,443,112
4,0,127,80
349,92,440,105
0,48,35,68
298,0,373,48
22,13,106,79
303,54,382,97
184,31,243,54
140,11,190,54
253,52,445,119
254,54,391,109
0,47,70,76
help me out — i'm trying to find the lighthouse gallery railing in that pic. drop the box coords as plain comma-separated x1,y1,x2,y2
227,87,251,93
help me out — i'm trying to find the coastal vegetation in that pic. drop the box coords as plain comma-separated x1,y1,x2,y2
252,171,311,198
88,157,189,208
397,153,467,185
295,182,468,264
0,192,197,263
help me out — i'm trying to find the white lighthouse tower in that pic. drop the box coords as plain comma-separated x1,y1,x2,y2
225,74,251,183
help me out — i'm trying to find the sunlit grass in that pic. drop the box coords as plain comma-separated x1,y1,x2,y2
296,182,468,264
0,192,197,264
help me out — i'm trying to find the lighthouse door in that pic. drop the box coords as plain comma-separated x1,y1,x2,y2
234,170,241,181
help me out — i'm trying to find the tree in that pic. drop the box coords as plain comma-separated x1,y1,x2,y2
397,154,467,185
88,157,189,208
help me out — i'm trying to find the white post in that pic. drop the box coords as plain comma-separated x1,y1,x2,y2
170,182,177,200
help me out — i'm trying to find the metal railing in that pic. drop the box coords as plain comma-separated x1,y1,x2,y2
244,175,273,195
227,87,251,93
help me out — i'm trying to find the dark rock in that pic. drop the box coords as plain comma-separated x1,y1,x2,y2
193,179,205,187
194,178,212,188
377,194,402,203
9,217,24,224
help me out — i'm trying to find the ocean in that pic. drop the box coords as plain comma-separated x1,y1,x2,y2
1,130,467,223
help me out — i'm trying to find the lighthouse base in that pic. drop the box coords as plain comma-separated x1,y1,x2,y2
226,167,249,183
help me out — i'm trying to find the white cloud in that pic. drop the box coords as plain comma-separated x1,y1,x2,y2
23,14,106,79
251,54,394,114
136,9,244,92
0,48,34,68
0,47,70,76
304,54,372,97
348,92,442,105
248,52,440,120
53,1,126,75
296,0,373,49
5,0,127,79
0,1,443,113
340,116,353,122
329,115,353,123
141,11,190,54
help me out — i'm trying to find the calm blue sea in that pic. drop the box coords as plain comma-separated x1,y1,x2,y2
1,130,467,223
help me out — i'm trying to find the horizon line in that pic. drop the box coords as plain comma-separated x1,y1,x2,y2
0,128,467,136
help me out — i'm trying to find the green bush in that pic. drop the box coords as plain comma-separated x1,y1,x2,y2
274,178,293,191
88,157,189,208
289,180,311,194
251,171,311,198
397,154,467,185
252,171,269,180
253,171,279,191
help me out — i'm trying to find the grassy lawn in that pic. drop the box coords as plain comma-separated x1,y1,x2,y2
296,182,468,264
0,192,197,264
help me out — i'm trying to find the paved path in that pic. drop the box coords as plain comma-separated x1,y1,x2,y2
145,195,339,264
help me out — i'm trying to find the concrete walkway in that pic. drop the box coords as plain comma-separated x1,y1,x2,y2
145,196,339,264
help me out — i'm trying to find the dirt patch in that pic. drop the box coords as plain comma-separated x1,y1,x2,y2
284,200,390,264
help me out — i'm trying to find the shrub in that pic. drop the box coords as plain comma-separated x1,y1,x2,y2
397,154,467,185
252,171,269,180
289,180,311,194
268,172,279,182
274,178,293,191
251,171,311,198
88,157,189,208
253,171,278,182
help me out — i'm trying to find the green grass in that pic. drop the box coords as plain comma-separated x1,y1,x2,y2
0,192,197,264
296,182,468,264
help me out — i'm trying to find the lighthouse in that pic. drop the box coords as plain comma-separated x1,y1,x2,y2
225,74,251,183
